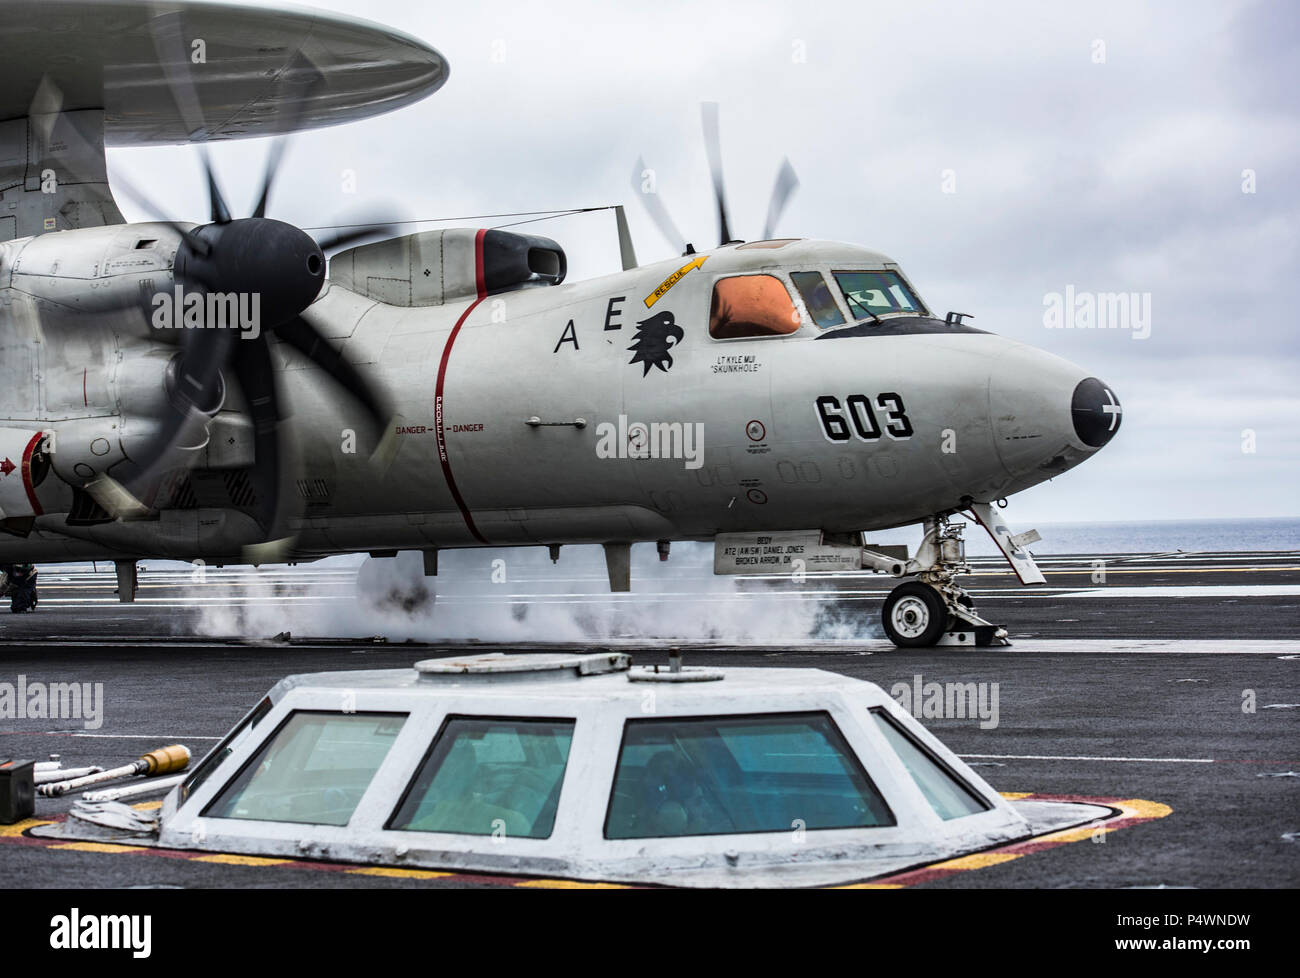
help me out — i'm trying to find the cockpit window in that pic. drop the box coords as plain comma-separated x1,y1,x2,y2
790,271,846,329
832,271,925,320
709,274,802,339
604,712,895,839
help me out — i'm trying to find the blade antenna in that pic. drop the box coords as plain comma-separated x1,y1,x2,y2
700,102,733,245
614,205,638,271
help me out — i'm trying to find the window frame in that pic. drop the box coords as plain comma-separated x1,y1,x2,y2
385,713,577,840
830,268,929,321
602,710,896,841
789,270,849,329
181,695,273,804
707,273,806,341
868,707,992,818
200,709,410,827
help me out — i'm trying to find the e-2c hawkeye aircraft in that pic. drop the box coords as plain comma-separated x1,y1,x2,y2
0,0,1121,647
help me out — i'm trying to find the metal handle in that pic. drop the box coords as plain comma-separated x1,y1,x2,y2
525,417,587,428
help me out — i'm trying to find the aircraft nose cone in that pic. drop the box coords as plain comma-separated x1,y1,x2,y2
1071,378,1122,448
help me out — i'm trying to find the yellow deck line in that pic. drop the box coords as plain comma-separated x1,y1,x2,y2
0,817,52,837
345,866,453,879
5,794,1173,888
927,851,1023,871
51,842,147,854
191,853,293,867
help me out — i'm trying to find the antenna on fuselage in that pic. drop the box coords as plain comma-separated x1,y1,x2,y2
614,204,638,271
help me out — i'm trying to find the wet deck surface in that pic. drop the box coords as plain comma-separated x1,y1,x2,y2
2,551,1297,888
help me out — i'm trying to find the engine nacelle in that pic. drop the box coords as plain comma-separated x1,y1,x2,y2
1,223,183,328
329,228,566,307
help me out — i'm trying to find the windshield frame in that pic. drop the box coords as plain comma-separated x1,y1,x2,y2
830,269,929,322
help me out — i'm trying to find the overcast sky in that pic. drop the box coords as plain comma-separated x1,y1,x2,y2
110,0,1300,525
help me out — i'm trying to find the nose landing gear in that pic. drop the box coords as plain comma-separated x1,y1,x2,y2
868,516,1010,648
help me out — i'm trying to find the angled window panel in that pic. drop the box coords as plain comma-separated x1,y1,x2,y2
203,711,407,826
869,708,991,820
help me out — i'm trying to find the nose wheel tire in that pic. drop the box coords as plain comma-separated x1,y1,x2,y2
882,582,948,647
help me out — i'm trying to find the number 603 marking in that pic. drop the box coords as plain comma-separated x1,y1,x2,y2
815,393,913,442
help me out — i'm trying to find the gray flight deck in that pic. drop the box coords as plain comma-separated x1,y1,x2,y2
1,550,1297,888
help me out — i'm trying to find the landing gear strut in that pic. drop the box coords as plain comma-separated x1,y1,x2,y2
867,515,1010,648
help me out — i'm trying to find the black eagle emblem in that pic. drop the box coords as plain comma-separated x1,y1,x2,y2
628,311,685,376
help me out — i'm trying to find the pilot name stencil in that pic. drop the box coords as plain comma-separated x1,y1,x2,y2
712,353,761,374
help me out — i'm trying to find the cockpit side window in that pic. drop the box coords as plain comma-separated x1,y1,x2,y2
790,271,846,329
832,271,926,320
709,274,802,339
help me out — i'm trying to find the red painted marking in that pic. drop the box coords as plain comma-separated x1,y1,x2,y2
0,815,583,886
433,228,489,544
0,457,13,477
474,227,487,299
2,792,1155,889
20,432,44,516
862,793,1164,888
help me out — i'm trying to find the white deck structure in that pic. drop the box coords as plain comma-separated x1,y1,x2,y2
59,652,1108,887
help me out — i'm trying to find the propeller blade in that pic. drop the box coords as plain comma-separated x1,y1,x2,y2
275,315,391,432
148,9,232,224
700,102,733,245
251,52,327,219
631,156,687,255
199,147,232,224
90,157,212,256
230,335,283,540
314,223,400,254
27,75,209,255
97,328,235,515
761,157,800,241
148,9,209,141
250,138,288,220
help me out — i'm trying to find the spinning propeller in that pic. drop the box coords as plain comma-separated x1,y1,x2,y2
632,102,800,256
87,11,400,552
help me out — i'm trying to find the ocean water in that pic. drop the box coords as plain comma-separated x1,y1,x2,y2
958,517,1300,557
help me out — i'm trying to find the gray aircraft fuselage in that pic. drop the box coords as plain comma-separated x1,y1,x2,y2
0,225,1116,564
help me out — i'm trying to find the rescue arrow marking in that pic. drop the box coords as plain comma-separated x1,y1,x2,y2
644,255,708,309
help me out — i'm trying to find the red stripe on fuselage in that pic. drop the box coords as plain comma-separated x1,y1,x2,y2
20,432,44,517
433,228,489,544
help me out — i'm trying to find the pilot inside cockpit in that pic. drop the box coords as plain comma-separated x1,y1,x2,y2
639,748,730,836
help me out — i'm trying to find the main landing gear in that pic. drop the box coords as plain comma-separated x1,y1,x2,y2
866,514,1022,648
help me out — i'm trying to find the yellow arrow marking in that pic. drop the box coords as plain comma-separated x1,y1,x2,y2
644,255,708,308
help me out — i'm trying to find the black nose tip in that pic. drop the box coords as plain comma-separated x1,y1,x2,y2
1072,378,1122,447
